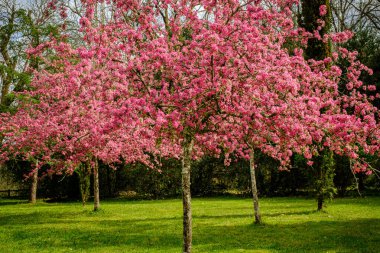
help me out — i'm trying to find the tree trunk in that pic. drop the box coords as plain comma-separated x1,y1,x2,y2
29,160,38,204
317,196,323,211
182,135,194,253
300,0,334,212
300,0,332,60
1,79,11,106
249,149,261,224
316,150,336,211
93,158,100,211
316,158,324,211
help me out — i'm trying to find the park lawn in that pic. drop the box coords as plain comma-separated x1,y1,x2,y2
0,197,379,253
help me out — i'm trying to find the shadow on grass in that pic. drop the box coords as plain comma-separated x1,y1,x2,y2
263,210,319,217
0,200,28,206
1,209,379,252
0,210,316,227
194,218,380,252
332,197,380,206
2,212,182,252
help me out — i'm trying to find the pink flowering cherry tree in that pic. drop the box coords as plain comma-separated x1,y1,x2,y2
0,106,60,203
1,14,156,209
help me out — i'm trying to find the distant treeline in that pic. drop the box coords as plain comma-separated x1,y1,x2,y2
3,151,379,201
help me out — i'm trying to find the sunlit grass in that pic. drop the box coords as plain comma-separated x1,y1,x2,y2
0,197,379,252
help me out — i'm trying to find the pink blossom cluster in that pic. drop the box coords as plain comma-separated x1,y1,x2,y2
319,5,328,16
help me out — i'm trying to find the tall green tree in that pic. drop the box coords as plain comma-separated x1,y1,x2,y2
299,0,337,210
0,0,60,203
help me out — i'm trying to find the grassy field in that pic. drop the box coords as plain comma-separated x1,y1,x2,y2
0,197,379,253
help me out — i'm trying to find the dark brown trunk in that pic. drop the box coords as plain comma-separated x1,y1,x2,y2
317,163,324,211
29,160,38,204
301,0,333,212
317,196,323,211
182,135,194,253
249,149,261,224
93,158,100,211
300,0,332,60
82,196,86,207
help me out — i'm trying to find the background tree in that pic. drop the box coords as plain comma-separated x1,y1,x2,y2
331,0,380,32
331,0,380,196
0,0,62,203
299,0,337,210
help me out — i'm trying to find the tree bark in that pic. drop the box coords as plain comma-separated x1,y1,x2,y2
300,0,332,60
316,150,336,211
1,79,12,106
317,196,323,211
249,149,261,224
29,160,38,204
0,8,16,107
316,155,324,211
93,158,100,211
300,0,334,211
182,135,194,253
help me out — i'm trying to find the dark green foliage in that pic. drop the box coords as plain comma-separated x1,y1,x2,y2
344,29,380,108
191,156,221,196
334,29,380,197
39,173,80,201
334,155,354,197
4,158,31,183
75,163,91,205
191,156,250,196
365,172,380,195
113,159,182,199
256,153,308,197
4,151,379,202
99,163,118,198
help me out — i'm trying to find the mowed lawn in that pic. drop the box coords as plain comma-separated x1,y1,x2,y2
0,197,379,253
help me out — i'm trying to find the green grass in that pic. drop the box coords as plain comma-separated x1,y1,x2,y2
0,197,379,252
